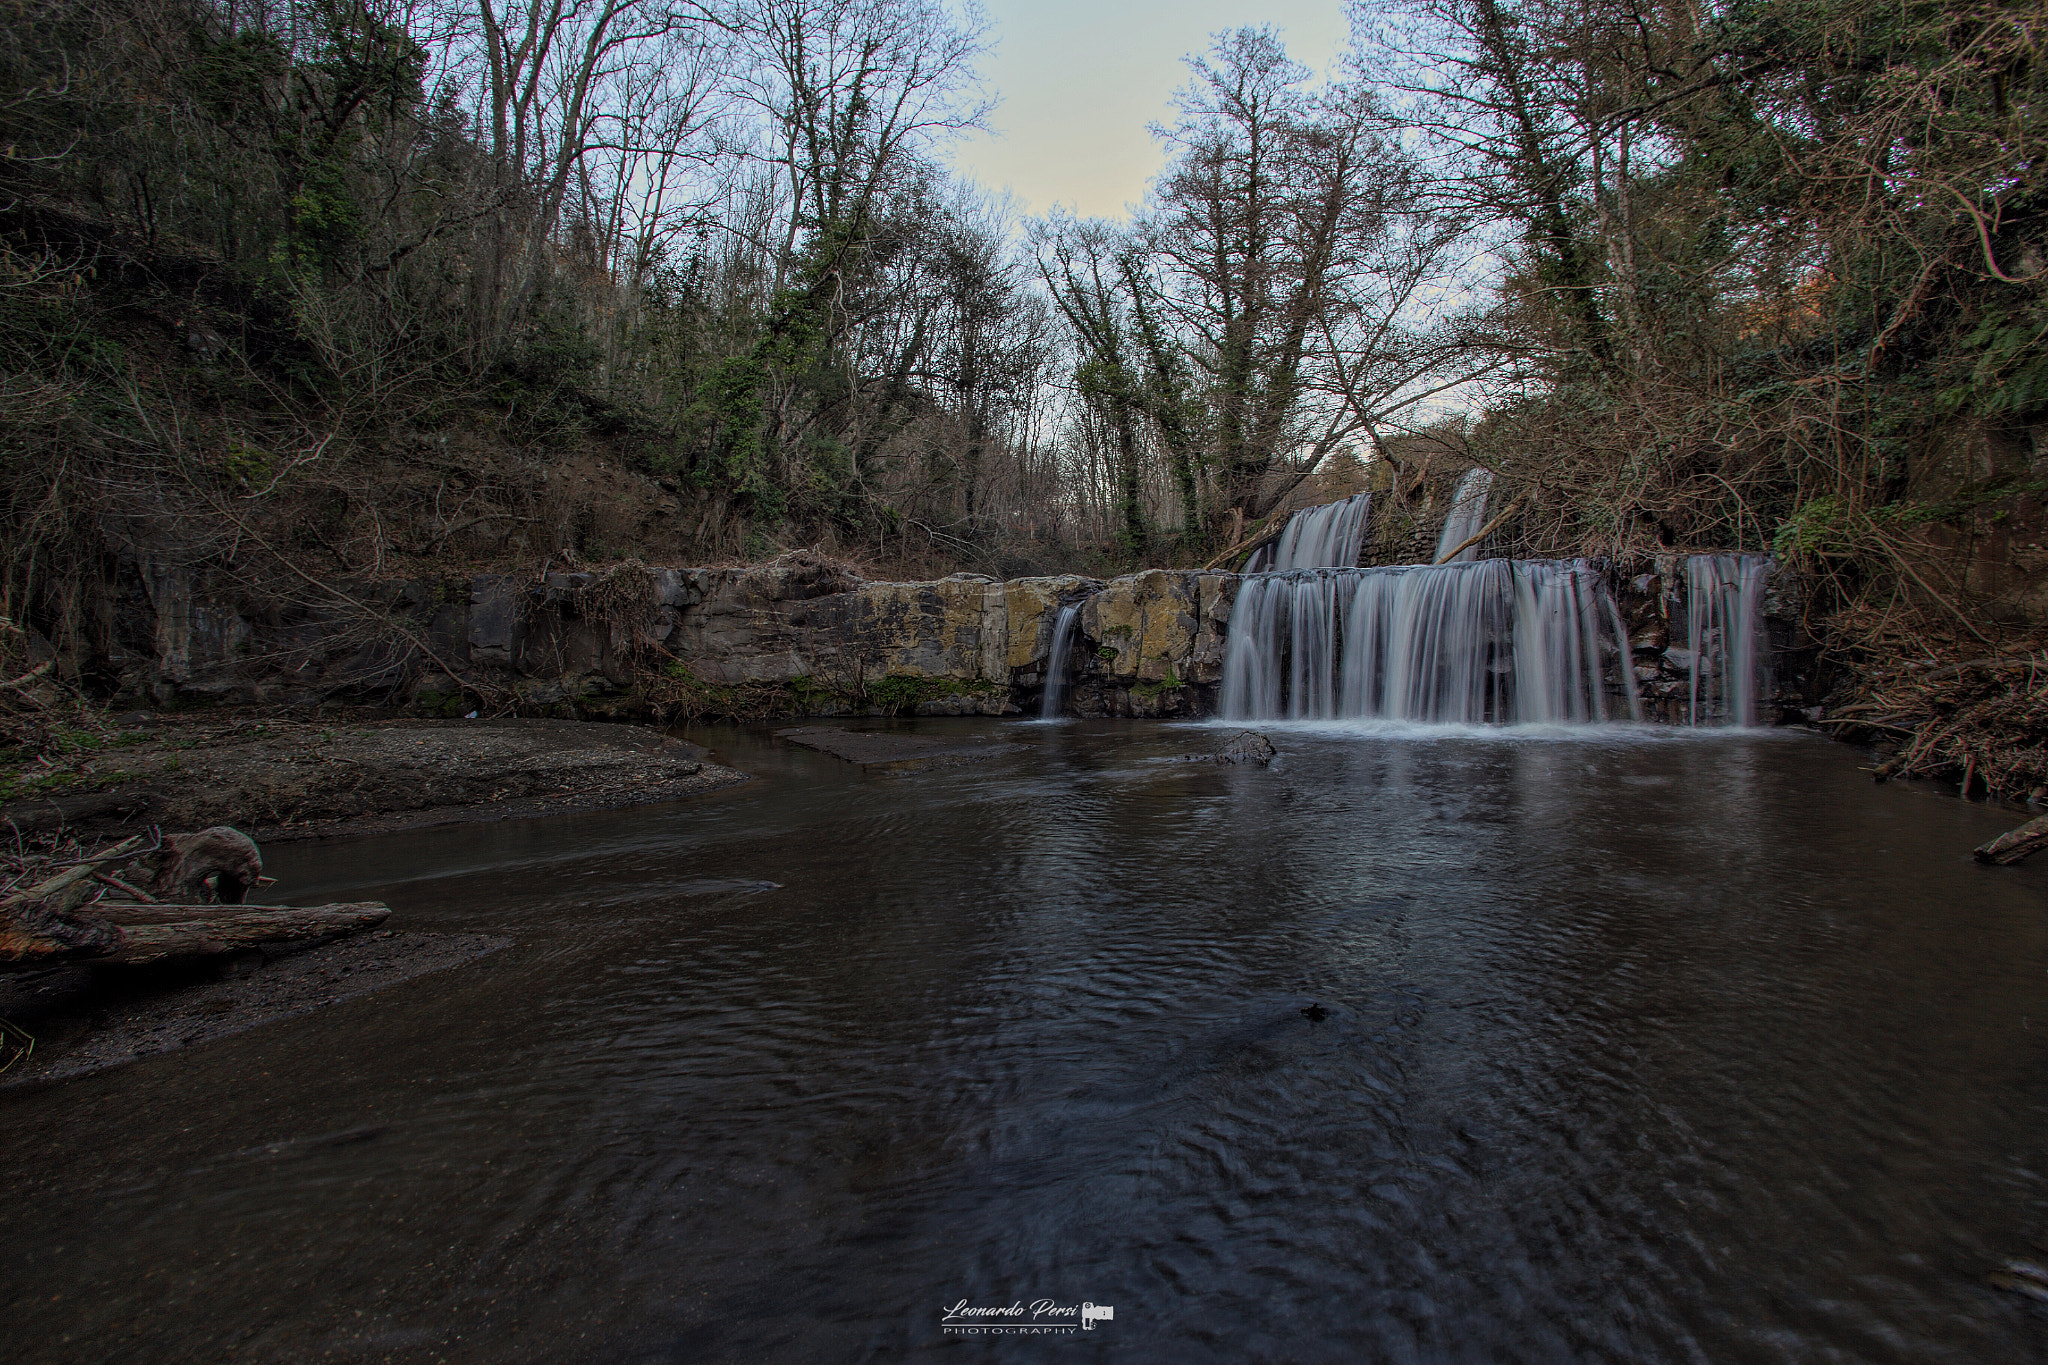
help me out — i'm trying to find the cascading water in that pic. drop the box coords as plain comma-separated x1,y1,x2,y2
1247,494,1371,572
1435,469,1495,564
1219,559,1639,724
1683,554,1772,727
1038,603,1083,719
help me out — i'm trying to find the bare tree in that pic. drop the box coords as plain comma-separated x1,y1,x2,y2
735,0,990,293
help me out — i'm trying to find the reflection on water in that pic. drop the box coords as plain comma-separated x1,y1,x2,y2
5,721,2047,1363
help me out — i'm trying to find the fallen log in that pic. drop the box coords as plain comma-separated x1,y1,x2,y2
3,900,391,966
0,834,156,963
1199,514,1284,571
0,894,120,963
1432,490,1529,566
95,903,392,965
2,826,388,967
1974,815,2048,865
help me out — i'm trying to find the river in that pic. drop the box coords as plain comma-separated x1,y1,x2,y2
5,720,2046,1362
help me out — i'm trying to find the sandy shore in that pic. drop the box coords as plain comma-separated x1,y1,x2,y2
0,714,750,840
0,930,511,1089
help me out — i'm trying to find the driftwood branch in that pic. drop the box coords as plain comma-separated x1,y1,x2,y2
91,870,157,901
1200,515,1284,571
1433,492,1529,566
1,833,152,916
1975,815,2048,865
0,658,53,693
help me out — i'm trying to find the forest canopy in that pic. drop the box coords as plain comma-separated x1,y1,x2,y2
0,0,2044,664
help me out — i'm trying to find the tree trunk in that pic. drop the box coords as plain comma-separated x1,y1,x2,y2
2,900,392,967
94,903,394,965
1111,396,1146,559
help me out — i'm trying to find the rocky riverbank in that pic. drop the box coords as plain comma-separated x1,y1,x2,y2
0,712,752,1088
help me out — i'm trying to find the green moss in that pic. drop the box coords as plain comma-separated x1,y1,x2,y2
1130,669,1183,701
786,674,845,706
0,770,82,802
656,661,751,716
45,728,146,756
412,687,470,717
0,764,137,803
863,673,1001,714
656,661,1002,721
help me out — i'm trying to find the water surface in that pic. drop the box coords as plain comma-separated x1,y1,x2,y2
5,721,2046,1362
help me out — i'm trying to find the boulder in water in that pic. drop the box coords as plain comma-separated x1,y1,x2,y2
1214,731,1276,766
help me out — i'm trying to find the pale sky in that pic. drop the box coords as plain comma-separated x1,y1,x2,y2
949,0,1354,221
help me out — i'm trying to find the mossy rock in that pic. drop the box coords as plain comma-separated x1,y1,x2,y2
865,674,1002,714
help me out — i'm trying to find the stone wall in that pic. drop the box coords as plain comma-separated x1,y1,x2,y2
113,553,1243,719
110,551,1813,722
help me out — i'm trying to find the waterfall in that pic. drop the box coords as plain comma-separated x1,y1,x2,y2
1684,554,1772,727
1218,560,1640,725
1039,603,1083,719
1434,469,1494,564
1247,494,1370,572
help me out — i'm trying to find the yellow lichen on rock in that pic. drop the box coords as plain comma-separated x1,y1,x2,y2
1001,577,1098,673
855,576,989,679
1085,570,1200,682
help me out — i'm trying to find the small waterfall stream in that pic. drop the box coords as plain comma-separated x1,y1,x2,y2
1039,603,1083,719
1435,469,1494,563
1247,494,1370,571
1220,559,1637,724
1684,554,1773,727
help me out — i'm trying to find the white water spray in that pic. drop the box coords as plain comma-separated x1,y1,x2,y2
1219,559,1638,724
1684,554,1772,727
1248,494,1371,572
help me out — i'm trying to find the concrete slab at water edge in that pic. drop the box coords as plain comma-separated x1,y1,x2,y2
775,726,1024,772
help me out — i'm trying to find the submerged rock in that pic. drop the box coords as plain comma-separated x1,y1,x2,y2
776,726,1022,773
1214,731,1277,766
